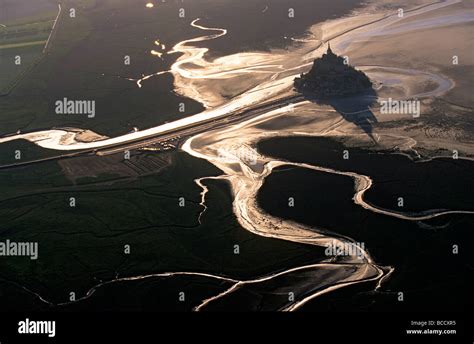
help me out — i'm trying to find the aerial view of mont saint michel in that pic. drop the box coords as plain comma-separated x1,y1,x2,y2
0,0,472,340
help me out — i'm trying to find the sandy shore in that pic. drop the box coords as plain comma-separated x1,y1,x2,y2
2,0,471,159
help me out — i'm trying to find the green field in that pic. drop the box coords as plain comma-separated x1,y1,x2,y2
0,0,59,95
0,150,319,310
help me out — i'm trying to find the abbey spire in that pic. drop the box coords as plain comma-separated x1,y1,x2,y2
294,42,373,99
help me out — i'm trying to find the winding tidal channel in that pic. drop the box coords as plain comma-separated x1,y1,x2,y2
1,0,472,310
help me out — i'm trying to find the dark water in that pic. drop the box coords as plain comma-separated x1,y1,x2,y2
259,136,474,212
257,136,474,311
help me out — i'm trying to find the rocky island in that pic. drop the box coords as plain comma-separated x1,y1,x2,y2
294,43,373,99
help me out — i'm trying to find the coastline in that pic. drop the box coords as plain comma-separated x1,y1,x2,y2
0,0,473,313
